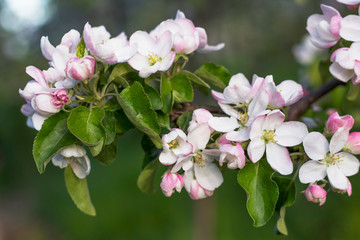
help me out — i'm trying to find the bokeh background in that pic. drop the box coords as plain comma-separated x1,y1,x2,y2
0,0,359,239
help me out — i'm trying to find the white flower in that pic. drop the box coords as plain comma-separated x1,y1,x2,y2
128,31,176,78
52,145,91,179
299,132,360,190
83,22,137,64
306,4,342,48
171,124,223,192
339,7,360,42
183,169,214,200
159,128,193,165
187,108,213,132
248,110,308,175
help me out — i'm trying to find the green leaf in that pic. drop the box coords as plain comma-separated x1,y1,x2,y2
176,111,192,132
171,73,194,102
89,138,104,157
347,84,360,101
115,82,162,148
102,111,116,145
64,166,96,216
108,63,133,86
195,63,231,90
94,137,118,165
157,111,170,128
33,111,77,174
183,70,210,94
68,106,106,146
273,176,296,236
114,110,134,135
160,75,173,114
237,161,279,227
137,135,160,194
76,38,86,58
143,83,163,110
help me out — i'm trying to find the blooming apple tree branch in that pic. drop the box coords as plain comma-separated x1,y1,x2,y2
18,1,360,236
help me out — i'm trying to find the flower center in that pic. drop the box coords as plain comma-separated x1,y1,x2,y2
147,52,162,66
50,90,69,108
168,139,179,150
234,105,249,125
261,129,277,144
194,153,206,167
322,153,343,167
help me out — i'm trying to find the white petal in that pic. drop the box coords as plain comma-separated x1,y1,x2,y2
208,117,239,132
327,165,348,190
337,152,360,176
303,132,329,160
60,144,86,158
32,113,47,131
159,150,177,165
226,129,250,142
266,143,293,175
187,124,211,151
128,53,149,72
40,36,55,61
194,161,223,191
329,129,349,154
262,110,285,131
340,15,360,42
218,103,238,118
276,80,304,105
249,115,266,139
247,137,265,163
247,90,269,124
275,121,308,147
52,153,69,168
329,62,354,82
70,155,91,179
299,160,327,184
129,31,156,56
158,51,175,71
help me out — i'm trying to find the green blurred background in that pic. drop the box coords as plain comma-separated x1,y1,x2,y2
1,0,359,239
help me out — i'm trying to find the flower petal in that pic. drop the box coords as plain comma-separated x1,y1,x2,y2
276,80,304,105
340,15,360,42
225,128,250,142
337,152,360,176
208,117,239,133
70,155,91,179
327,165,348,190
247,137,265,163
275,121,308,147
187,123,211,151
303,132,329,160
266,143,293,175
194,161,223,191
159,150,178,165
299,160,327,184
262,110,285,131
329,129,349,154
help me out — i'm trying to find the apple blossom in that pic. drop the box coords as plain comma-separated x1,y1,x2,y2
339,7,360,42
325,112,354,134
128,31,176,78
219,142,246,169
159,128,192,165
52,144,91,179
304,184,327,206
247,110,308,175
306,4,342,48
160,172,184,197
66,56,95,81
171,123,223,192
344,132,360,154
300,132,360,190
332,177,353,196
83,22,137,64
293,35,326,65
183,169,214,200
187,108,213,132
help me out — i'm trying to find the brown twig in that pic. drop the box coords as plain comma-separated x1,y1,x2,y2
287,78,346,121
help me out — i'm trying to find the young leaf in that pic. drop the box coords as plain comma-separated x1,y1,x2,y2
137,135,160,194
176,111,192,132
107,63,133,86
64,166,96,216
76,38,86,58
94,137,118,165
33,111,77,174
171,73,194,102
102,111,116,145
68,106,106,146
195,63,231,90
182,70,210,94
114,110,134,135
237,160,279,227
160,75,173,114
273,176,296,236
115,82,162,148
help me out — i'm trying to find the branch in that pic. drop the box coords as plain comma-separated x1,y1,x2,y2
287,78,346,121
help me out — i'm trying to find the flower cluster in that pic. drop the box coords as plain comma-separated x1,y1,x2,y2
159,73,308,199
19,10,223,180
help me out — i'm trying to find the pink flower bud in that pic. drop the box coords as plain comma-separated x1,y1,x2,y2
50,89,69,108
304,184,327,206
189,179,213,200
160,172,184,197
326,112,354,133
66,56,95,81
344,132,360,155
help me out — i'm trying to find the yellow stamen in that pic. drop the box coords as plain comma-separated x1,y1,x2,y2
147,52,162,66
